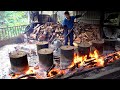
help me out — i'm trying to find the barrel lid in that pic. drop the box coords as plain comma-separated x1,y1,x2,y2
79,42,91,47
9,51,27,58
60,46,74,50
92,39,104,44
74,41,81,44
73,42,79,47
36,41,48,45
38,48,53,54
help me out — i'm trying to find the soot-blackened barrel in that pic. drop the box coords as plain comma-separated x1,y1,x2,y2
60,46,74,70
38,48,53,69
92,39,104,55
36,41,48,51
78,42,91,58
9,51,29,73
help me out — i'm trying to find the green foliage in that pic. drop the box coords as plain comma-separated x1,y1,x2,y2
0,11,29,40
0,11,28,28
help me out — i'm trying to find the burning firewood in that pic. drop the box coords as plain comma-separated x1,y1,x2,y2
104,53,120,66
46,64,55,76
84,58,96,63
47,73,64,79
16,74,36,79
46,68,64,79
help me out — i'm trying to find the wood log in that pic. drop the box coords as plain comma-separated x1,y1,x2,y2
60,46,74,70
92,39,104,55
46,64,55,75
16,74,36,79
46,73,63,79
36,41,48,51
78,42,91,58
9,51,29,73
38,48,53,69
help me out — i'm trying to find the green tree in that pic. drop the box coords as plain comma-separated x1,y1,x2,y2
0,11,28,28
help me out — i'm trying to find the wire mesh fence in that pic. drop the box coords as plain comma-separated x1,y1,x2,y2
0,25,28,40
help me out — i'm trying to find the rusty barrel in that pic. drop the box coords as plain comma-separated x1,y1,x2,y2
60,46,74,70
92,39,104,55
9,51,29,73
36,41,48,51
78,42,91,58
38,48,53,70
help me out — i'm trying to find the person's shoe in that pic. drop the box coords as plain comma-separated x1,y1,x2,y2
64,44,68,46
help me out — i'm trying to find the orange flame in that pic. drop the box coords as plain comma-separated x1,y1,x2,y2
90,50,104,67
25,67,35,74
116,51,120,55
47,68,65,77
89,50,99,59
10,67,36,79
68,49,104,69
11,50,120,79
68,53,87,68
11,74,20,79
95,57,104,67
115,56,119,60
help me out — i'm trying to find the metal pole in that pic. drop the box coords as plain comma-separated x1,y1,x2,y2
53,11,54,21
99,11,105,39
41,11,43,24
28,11,31,24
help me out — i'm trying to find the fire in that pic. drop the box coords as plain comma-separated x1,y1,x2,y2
11,74,20,79
79,55,87,66
68,49,104,69
9,67,36,79
10,50,120,79
68,53,81,68
115,56,119,60
116,51,120,55
95,57,104,67
68,53,87,68
25,67,35,74
89,50,104,67
89,50,99,59
47,68,65,77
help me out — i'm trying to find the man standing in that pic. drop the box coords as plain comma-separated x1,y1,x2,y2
62,11,82,46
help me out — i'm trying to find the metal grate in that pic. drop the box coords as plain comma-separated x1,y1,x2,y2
76,11,101,24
